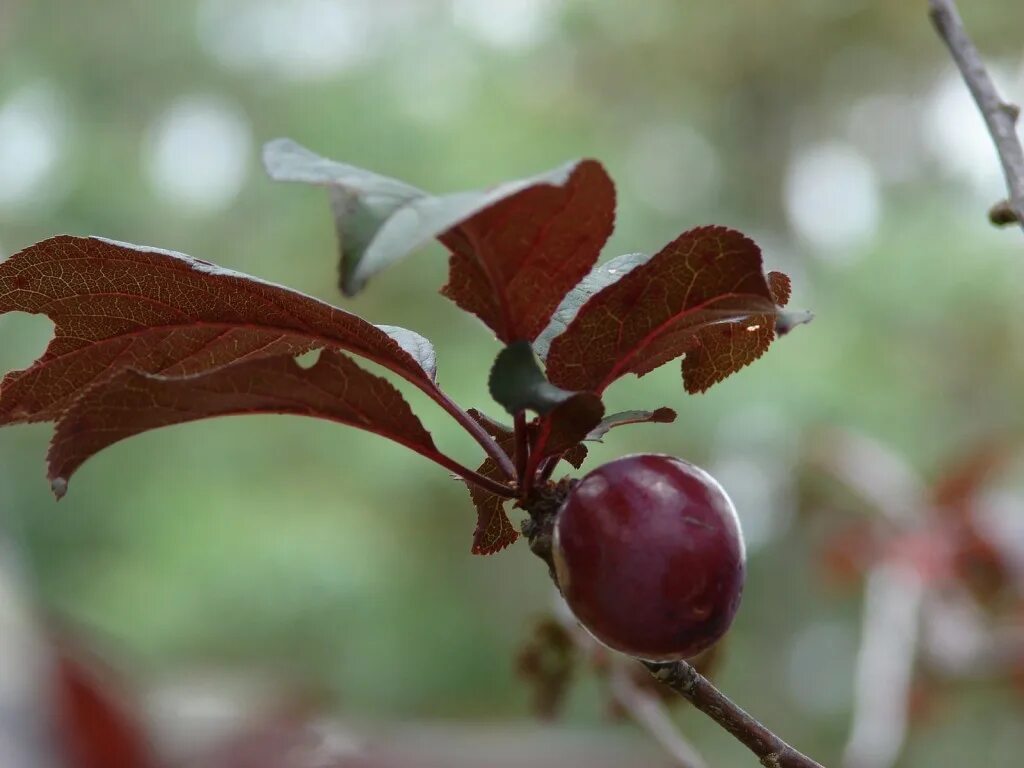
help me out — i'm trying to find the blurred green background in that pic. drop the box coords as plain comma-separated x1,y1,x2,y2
1,1,1024,765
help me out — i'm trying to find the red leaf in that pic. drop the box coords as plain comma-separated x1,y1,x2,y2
562,443,588,469
264,141,616,342
440,159,615,342
931,440,1011,517
0,236,438,426
545,226,787,394
466,410,519,555
527,393,603,478
47,350,439,496
768,271,791,307
53,645,155,768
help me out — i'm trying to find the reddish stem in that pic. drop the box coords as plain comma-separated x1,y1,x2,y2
429,388,516,479
538,454,560,483
514,411,529,479
435,453,516,498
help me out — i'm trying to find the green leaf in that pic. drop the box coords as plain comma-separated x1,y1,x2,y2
263,139,426,296
489,341,583,416
488,342,603,477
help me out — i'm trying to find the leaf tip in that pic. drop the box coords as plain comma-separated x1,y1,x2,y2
651,407,677,423
488,341,538,415
471,532,519,556
767,270,792,307
776,308,814,336
50,476,68,500
261,137,298,177
339,270,364,298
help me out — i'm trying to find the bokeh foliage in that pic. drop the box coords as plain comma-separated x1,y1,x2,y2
1,1,1023,764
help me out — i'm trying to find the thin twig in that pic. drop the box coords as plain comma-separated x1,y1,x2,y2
928,0,1024,229
642,661,825,768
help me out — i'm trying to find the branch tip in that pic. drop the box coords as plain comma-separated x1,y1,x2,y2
929,0,1024,232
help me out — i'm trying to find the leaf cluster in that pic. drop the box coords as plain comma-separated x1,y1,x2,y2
0,140,804,553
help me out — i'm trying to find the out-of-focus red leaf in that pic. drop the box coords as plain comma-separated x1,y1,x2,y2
906,677,947,728
949,526,1013,606
925,441,1018,603
0,236,438,427
53,646,155,768
818,522,879,586
886,531,953,584
516,617,576,720
439,159,615,342
465,410,519,554
47,350,439,496
931,440,1012,517
544,226,788,394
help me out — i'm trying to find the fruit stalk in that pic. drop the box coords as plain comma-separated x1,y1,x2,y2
523,482,826,768
642,661,825,768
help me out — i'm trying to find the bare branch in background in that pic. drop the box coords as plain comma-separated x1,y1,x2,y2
928,0,1024,230
921,587,1024,676
552,594,707,768
607,666,709,768
841,564,924,768
808,429,928,526
812,428,1024,768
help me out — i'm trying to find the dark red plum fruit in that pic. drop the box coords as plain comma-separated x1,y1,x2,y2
553,454,745,661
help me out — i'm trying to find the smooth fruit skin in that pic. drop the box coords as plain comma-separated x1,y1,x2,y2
553,454,745,661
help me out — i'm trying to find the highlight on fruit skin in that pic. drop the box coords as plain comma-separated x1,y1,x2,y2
553,454,746,661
